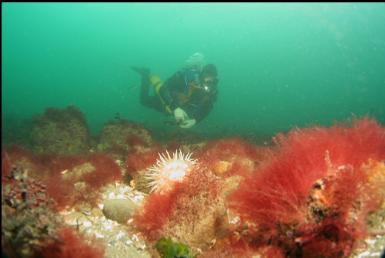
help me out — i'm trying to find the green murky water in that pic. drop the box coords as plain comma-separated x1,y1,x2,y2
2,3,385,142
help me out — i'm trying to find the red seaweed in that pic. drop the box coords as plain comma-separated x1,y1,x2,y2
39,227,105,258
227,117,385,256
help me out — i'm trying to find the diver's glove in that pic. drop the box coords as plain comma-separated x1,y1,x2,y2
179,118,196,129
174,107,189,123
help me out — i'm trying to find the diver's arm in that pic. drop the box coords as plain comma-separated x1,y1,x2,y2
185,92,217,123
158,85,177,111
188,103,212,123
177,104,209,129
158,72,185,111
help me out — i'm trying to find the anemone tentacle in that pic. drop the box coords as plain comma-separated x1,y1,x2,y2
145,149,197,193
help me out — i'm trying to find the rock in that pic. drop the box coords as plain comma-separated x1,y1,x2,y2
98,119,153,156
30,106,90,155
102,199,137,224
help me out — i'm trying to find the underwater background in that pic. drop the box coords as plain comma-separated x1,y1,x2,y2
2,2,385,142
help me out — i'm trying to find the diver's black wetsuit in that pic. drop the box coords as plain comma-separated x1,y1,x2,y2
140,69,217,123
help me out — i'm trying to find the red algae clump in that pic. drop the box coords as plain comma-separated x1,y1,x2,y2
196,137,272,177
133,182,184,240
44,153,123,209
1,146,123,210
39,227,105,258
227,117,385,257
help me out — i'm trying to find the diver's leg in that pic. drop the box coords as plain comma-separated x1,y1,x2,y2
139,75,152,107
131,67,163,111
131,67,152,107
141,82,166,112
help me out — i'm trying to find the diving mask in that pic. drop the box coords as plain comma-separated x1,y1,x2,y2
201,77,218,93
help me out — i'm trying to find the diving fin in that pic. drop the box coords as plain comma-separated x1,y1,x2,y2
131,66,150,77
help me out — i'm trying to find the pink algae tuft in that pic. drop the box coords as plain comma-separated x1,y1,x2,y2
227,117,385,256
133,182,184,240
229,117,385,227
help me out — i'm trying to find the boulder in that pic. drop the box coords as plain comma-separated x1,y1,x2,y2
102,199,137,224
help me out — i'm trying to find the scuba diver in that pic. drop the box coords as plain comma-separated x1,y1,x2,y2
131,53,218,129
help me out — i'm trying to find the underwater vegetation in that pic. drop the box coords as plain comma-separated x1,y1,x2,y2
2,145,123,210
44,153,123,209
2,106,384,258
196,137,273,177
2,166,62,258
1,165,105,258
155,237,196,258
39,227,105,258
226,117,385,257
132,117,385,257
125,144,164,176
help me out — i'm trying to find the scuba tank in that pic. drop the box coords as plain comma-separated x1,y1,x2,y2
182,67,200,90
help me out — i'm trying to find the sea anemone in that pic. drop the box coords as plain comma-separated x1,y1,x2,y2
145,149,197,193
